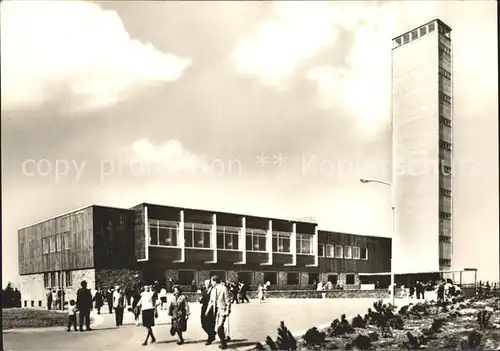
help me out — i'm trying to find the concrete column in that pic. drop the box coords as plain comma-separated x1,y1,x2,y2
306,225,319,267
235,217,246,265
174,210,185,263
139,205,150,262
285,223,297,266
205,213,217,264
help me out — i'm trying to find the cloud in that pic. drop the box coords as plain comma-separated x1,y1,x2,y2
128,139,209,175
0,1,191,114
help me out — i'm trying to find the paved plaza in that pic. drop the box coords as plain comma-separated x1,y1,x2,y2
3,298,398,350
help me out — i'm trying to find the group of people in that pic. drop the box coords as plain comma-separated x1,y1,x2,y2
45,288,65,310
67,276,238,349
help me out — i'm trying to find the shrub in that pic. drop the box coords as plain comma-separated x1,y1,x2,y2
351,314,366,329
302,327,326,346
389,315,404,330
398,304,410,316
402,331,427,349
460,330,482,350
477,310,492,330
328,315,354,336
351,334,373,350
262,322,298,351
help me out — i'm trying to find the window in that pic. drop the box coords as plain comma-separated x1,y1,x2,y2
185,223,211,249
237,271,253,285
428,22,435,32
272,232,291,253
439,67,452,79
361,248,368,260
440,140,452,151
55,234,62,252
63,232,70,250
440,211,452,220
440,259,451,266
246,229,267,252
178,270,195,285
149,220,159,245
42,237,49,254
50,272,56,287
411,30,418,40
210,270,226,282
403,33,409,43
344,246,352,259
65,271,72,287
318,244,324,257
440,188,452,197
440,218,452,236
440,116,452,127
439,43,451,55
353,246,361,260
296,233,313,254
325,244,334,258
419,26,427,36
346,274,355,285
327,274,338,285
335,245,343,258
439,235,452,243
44,273,49,288
49,236,56,253
308,272,319,285
439,92,452,105
263,272,277,285
286,272,299,285
159,222,178,247
217,226,240,250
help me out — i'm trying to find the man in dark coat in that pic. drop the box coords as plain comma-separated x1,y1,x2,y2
199,279,216,345
76,281,93,331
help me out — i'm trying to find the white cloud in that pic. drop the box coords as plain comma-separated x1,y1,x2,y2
0,1,191,113
231,1,388,87
129,139,209,175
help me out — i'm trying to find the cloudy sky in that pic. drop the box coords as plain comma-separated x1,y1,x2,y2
1,1,498,285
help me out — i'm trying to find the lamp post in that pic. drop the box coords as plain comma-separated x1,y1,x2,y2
360,178,395,306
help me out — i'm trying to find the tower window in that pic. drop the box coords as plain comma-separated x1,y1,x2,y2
411,30,418,41
403,34,410,43
428,23,435,32
419,27,427,36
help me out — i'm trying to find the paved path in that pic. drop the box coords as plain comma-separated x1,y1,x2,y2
3,297,401,350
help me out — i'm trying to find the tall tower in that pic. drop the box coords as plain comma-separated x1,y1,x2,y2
392,19,453,274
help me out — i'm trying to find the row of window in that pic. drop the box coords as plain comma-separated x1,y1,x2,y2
175,269,356,286
43,271,72,288
148,220,315,254
440,259,452,267
440,116,452,127
42,232,70,254
439,235,452,243
440,140,452,151
440,188,452,197
394,21,435,47
439,67,452,79
440,211,452,220
439,92,452,105
439,43,451,56
318,244,368,260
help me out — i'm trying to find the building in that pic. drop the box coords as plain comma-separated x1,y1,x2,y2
18,203,391,308
392,19,453,274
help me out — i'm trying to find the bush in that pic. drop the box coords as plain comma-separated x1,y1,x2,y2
460,330,482,350
367,299,402,336
3,308,69,329
328,314,355,336
351,334,373,350
302,327,326,346
351,314,366,329
402,331,427,349
264,321,297,351
477,310,492,330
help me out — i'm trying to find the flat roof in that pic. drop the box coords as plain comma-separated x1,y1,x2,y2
392,18,452,40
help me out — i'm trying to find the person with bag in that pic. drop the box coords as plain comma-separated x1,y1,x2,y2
113,285,125,327
138,285,159,345
205,275,232,350
168,285,190,345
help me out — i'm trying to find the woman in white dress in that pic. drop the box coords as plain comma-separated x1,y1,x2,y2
257,284,265,302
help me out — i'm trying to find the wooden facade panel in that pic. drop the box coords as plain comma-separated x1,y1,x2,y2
93,206,137,269
272,220,293,232
185,248,213,262
246,252,268,264
184,210,213,224
296,254,315,266
296,222,316,235
217,250,241,263
215,213,242,227
149,247,182,262
18,206,94,275
147,205,180,222
245,217,269,230
131,205,146,261
273,253,293,265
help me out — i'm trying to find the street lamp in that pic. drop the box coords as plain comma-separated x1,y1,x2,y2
360,178,395,306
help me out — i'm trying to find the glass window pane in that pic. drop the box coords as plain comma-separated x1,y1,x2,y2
203,230,211,248
185,227,193,247
150,223,159,245
258,236,266,251
246,234,252,251
217,232,224,249
49,236,56,253
335,245,343,258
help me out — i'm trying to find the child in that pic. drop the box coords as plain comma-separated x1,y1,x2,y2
67,299,78,332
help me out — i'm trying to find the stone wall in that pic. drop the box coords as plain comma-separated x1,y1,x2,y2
227,270,238,283
254,271,264,285
198,270,210,284
20,269,95,309
300,272,309,287
95,268,141,290
278,271,287,286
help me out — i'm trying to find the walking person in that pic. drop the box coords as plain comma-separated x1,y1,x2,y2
113,285,125,327
138,285,158,346
200,279,216,345
46,288,53,310
106,288,114,314
93,288,104,315
206,275,232,350
239,282,250,303
159,286,167,310
132,286,142,326
257,284,265,302
66,299,78,332
230,282,239,304
76,281,93,332
52,289,58,310
168,285,190,345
